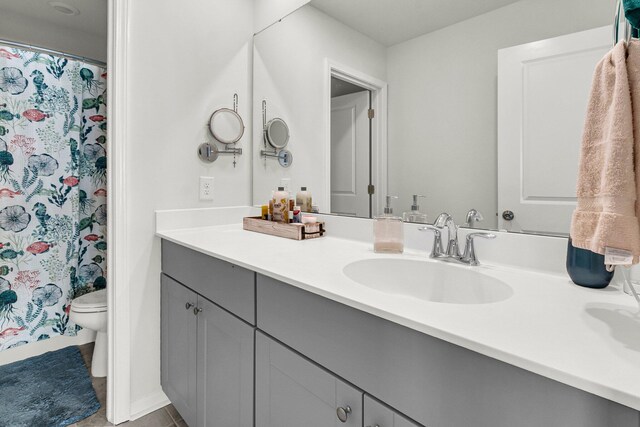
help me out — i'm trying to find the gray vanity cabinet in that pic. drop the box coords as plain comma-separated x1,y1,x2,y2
256,273,640,427
161,274,254,427
161,241,640,427
255,331,363,427
196,296,254,427
364,396,421,427
161,274,198,427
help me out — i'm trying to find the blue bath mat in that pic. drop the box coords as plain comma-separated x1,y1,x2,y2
0,346,100,427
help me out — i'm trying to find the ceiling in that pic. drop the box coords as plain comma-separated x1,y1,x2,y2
331,77,368,98
311,0,522,46
0,0,107,39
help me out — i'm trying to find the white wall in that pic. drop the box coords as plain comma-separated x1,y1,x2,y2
0,8,106,62
253,0,310,33
386,0,614,227
252,5,387,209
125,0,254,414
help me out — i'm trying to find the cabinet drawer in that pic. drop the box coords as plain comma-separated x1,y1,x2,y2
162,239,255,324
255,332,362,427
256,274,639,427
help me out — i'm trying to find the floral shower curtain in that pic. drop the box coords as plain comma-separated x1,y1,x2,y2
0,45,107,351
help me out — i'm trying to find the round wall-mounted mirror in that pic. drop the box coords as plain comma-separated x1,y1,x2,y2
209,108,245,144
264,118,290,149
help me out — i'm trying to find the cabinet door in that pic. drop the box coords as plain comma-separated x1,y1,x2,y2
197,296,254,427
364,395,421,427
161,274,198,427
256,332,362,427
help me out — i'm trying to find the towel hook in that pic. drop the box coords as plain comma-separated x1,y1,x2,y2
614,0,633,47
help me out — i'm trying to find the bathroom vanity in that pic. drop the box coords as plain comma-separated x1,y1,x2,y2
158,220,640,427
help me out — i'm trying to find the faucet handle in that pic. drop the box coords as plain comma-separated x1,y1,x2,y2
462,232,496,266
419,225,444,257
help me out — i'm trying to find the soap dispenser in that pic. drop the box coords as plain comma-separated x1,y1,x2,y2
403,195,428,223
373,196,404,254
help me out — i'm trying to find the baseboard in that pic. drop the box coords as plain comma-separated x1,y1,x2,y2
0,329,96,366
129,389,170,421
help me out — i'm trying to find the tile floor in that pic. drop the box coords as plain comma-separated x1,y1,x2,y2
70,343,185,427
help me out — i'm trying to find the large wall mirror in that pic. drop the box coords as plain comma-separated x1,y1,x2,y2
252,0,615,236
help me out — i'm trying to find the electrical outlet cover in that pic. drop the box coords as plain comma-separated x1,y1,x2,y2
200,176,215,201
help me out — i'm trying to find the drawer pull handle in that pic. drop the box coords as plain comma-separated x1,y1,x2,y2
336,405,352,422
185,302,194,310
193,307,203,315
366,425,380,427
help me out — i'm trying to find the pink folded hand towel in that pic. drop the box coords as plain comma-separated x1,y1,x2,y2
570,41,640,263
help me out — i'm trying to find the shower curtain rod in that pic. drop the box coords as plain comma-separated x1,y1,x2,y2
0,38,107,68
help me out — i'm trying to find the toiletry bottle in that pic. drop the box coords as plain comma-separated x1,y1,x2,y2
261,204,269,220
373,196,404,254
296,187,313,212
272,187,289,223
288,199,295,223
268,191,274,220
402,195,428,223
293,206,301,223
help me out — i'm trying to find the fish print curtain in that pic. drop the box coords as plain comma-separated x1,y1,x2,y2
0,45,107,351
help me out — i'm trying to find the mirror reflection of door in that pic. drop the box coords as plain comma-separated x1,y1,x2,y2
330,77,372,218
498,27,610,235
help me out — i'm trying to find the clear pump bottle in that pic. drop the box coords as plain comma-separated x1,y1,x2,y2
402,195,428,224
296,187,313,212
373,196,404,254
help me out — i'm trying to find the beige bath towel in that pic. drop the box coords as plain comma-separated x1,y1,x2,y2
570,41,640,263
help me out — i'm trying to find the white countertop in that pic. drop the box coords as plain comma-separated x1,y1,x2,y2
157,221,640,411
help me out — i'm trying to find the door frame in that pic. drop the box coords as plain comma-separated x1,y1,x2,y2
323,59,388,216
106,0,131,423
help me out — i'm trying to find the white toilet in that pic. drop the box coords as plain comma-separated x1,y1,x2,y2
70,289,107,377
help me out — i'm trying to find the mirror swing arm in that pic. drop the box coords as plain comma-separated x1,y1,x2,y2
198,93,244,166
261,100,293,168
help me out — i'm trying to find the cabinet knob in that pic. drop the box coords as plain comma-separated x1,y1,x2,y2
185,302,194,310
193,307,203,315
336,405,352,422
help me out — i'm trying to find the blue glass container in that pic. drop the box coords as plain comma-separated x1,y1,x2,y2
566,239,613,288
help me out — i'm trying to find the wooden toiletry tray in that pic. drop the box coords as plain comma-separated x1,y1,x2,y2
243,217,325,240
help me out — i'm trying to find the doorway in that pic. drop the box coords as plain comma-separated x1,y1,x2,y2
325,61,387,218
330,78,372,217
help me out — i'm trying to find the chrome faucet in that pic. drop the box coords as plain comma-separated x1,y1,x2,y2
465,209,483,228
434,213,461,258
419,212,496,265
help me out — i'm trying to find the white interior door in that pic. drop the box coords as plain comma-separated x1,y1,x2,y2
497,26,610,235
331,91,370,217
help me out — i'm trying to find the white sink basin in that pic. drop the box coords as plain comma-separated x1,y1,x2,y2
343,259,513,304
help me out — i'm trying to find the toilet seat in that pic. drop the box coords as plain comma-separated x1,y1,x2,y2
71,289,107,313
